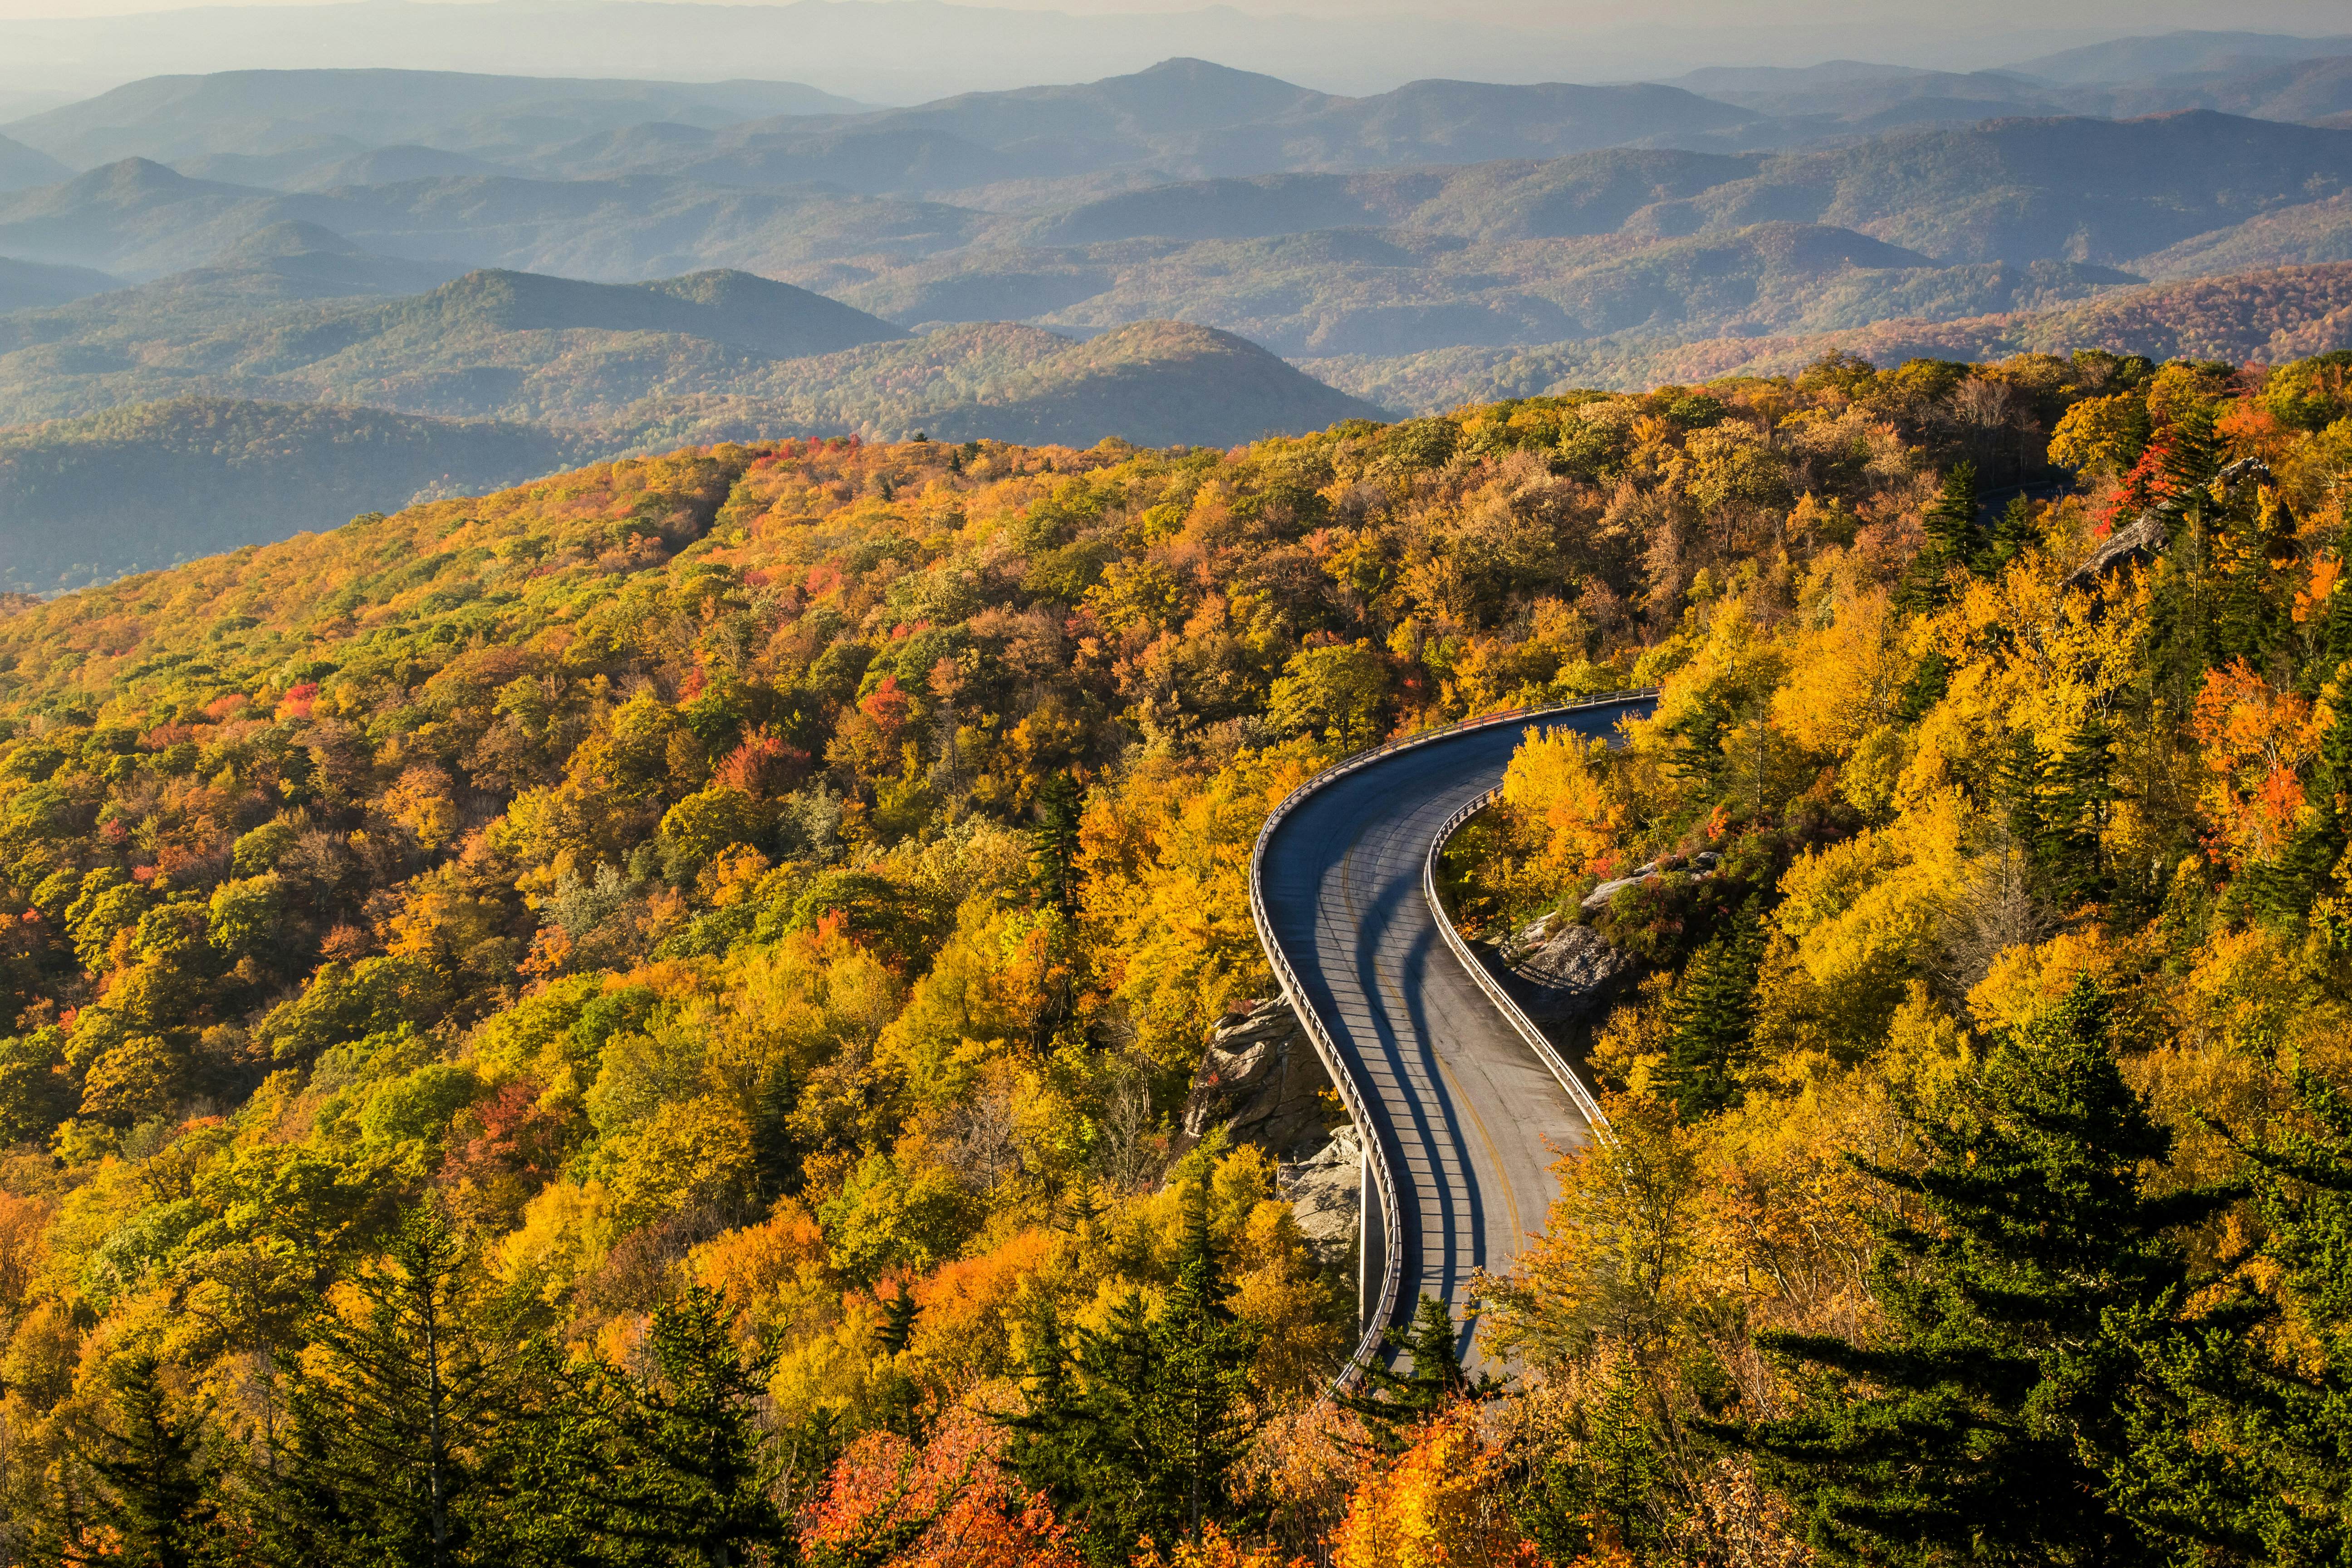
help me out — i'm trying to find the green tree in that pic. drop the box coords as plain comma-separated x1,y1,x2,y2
269,1204,515,1568
1983,493,2037,573
749,1058,800,1206
2111,1061,2352,1564
1660,901,1763,1120
67,1353,216,1568
1898,462,1980,610
1340,1293,1500,1455
1738,976,2235,1566
611,1286,788,1567
1003,1179,1263,1563
1267,642,1389,752
1029,772,1084,916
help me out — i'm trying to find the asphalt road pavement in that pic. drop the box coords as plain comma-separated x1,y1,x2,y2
1254,696,1654,1372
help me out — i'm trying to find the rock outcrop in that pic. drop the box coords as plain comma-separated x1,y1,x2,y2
1278,1122,1362,1264
2062,456,2274,594
1578,849,1717,914
1179,996,1360,1263
1500,914,1637,1025
1177,996,1339,1160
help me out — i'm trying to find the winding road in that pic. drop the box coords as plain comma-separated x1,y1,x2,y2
1249,694,1657,1377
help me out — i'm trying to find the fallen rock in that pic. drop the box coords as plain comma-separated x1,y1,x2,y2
1278,1122,1362,1264
1177,996,1338,1159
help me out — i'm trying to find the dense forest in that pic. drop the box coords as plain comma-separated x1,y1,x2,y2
0,340,2349,1565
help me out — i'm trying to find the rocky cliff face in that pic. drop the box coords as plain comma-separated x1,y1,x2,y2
1178,996,1358,1263
1178,995,1338,1159
1277,1122,1361,1263
1497,910,1637,1025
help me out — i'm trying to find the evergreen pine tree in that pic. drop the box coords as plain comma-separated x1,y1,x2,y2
1138,1179,1263,1546
269,1203,516,1568
1001,1180,1263,1564
76,1352,215,1568
2043,721,2114,908
2000,725,2113,909
1983,493,2038,572
1029,773,1084,915
2264,691,2352,925
2157,405,2225,539
869,1285,926,1439
613,1285,787,1568
1000,1299,1110,1539
2300,534,2352,700
2104,1061,2352,1564
470,1339,634,1568
1339,1294,1500,1455
1898,463,1981,610
749,1059,800,1206
1736,976,2236,1566
1661,901,1764,1120
876,1286,919,1357
1585,1364,1660,1554
1511,1358,1658,1561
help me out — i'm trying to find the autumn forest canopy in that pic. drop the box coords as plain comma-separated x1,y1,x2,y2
3,340,2352,1565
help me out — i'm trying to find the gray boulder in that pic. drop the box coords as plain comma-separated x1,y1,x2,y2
1578,849,1717,914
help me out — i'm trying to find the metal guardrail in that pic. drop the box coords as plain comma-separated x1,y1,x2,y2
1245,688,1657,1392
1424,788,1615,1137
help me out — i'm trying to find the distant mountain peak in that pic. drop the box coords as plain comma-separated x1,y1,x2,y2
213,219,367,264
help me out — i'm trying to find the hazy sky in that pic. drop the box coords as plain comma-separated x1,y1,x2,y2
0,0,2345,107
0,0,2343,31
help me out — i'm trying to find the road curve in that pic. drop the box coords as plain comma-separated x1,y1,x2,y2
1250,695,1657,1377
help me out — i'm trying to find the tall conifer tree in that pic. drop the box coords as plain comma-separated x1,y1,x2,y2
1738,977,2234,1565
1661,901,1764,1120
1340,1294,1499,1455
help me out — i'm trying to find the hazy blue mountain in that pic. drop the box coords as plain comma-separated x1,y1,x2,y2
1635,112,2352,265
4,69,867,170
0,319,1382,588
1664,62,2072,128
365,267,910,358
167,221,471,298
0,264,911,423
586,59,1764,190
0,397,596,592
2100,56,2352,123
0,133,69,192
2004,31,2352,85
0,256,118,312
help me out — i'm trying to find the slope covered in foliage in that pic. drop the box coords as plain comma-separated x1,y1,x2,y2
1314,259,2352,408
0,321,1381,590
0,397,598,594
2,343,2351,1563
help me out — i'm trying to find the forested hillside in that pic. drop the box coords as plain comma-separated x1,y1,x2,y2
1317,259,2352,409
1,342,2351,1564
0,321,1382,590
0,399,600,593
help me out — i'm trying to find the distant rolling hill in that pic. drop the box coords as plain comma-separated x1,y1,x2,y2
0,398,597,592
0,132,67,192
4,69,867,178
1305,260,2352,409
0,316,1381,588
0,264,911,425
0,255,116,313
